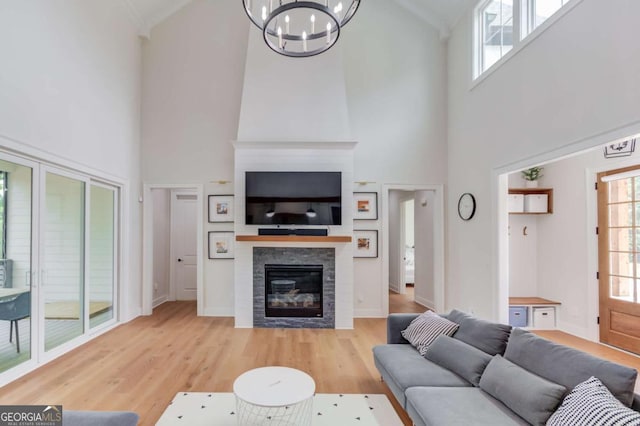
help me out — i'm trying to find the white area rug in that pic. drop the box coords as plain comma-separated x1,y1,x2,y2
155,392,403,426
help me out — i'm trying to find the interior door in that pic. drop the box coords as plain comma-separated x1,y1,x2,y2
170,191,197,301
597,166,640,354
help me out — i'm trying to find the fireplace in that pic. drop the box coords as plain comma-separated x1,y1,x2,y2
265,264,323,318
253,247,335,328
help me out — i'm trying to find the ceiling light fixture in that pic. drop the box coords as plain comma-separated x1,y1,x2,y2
242,0,360,58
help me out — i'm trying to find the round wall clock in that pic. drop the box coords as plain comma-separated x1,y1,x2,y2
458,193,476,221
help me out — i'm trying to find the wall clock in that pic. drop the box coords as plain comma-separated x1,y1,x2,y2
458,193,476,221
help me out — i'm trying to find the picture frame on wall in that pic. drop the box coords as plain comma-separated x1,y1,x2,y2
353,230,378,258
208,195,234,223
208,231,235,259
353,192,378,220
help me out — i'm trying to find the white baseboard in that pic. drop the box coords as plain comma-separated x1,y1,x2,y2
153,295,168,308
414,296,434,310
203,307,235,317
389,282,400,293
354,308,386,318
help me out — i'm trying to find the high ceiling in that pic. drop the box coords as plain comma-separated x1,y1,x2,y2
123,0,477,38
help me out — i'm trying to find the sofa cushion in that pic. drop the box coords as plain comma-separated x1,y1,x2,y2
504,328,638,407
547,376,640,426
479,355,566,426
63,411,139,426
405,387,529,426
447,309,512,356
401,311,459,356
425,335,492,386
372,344,471,408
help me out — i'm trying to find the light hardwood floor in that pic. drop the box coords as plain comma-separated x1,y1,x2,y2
1,296,639,425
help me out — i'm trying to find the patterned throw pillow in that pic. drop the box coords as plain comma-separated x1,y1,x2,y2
547,376,640,426
401,311,459,356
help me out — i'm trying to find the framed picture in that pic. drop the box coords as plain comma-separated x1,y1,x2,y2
353,192,378,220
208,231,235,259
208,195,234,223
604,139,636,158
353,230,378,258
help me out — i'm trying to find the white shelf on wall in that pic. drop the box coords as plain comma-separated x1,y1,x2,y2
508,188,554,214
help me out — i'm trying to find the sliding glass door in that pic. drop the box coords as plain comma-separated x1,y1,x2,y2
0,158,120,381
42,171,86,352
88,184,117,329
0,155,34,374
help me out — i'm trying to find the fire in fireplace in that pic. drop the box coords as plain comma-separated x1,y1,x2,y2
265,264,323,318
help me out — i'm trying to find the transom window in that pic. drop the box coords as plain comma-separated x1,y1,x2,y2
474,0,574,79
478,0,513,75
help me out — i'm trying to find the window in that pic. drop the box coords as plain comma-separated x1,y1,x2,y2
522,0,570,38
477,0,514,75
474,0,574,79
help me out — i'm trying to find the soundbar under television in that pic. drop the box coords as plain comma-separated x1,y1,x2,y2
246,171,342,226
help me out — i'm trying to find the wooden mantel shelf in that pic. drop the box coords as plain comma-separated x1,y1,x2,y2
236,235,352,243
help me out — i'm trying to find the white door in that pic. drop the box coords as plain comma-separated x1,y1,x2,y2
170,191,197,301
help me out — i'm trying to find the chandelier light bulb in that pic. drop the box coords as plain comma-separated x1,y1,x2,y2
277,26,283,49
302,31,307,52
285,15,290,34
310,14,315,34
326,22,331,44
261,5,267,21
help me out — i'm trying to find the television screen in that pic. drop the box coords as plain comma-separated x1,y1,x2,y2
246,172,342,225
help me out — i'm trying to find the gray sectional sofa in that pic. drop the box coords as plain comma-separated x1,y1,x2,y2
373,310,640,426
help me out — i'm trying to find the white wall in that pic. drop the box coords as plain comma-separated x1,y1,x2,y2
388,191,404,293
414,190,435,308
0,0,142,319
508,173,540,297
141,0,448,318
447,0,640,320
141,0,248,184
152,188,171,306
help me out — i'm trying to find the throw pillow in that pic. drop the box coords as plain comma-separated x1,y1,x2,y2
400,310,459,356
547,376,640,426
425,335,492,386
479,355,566,426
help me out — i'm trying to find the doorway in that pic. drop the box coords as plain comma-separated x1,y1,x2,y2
142,184,204,316
597,165,640,354
382,185,444,315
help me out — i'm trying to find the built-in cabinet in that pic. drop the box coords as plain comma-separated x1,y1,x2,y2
508,188,553,214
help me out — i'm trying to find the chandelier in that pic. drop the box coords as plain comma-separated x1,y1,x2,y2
242,0,361,57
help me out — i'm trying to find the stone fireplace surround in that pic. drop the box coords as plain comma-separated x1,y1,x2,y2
253,247,335,328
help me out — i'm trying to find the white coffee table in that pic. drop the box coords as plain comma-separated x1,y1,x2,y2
233,366,316,426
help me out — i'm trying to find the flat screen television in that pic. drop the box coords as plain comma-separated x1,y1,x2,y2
245,171,342,225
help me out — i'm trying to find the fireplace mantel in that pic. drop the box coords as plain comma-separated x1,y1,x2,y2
236,235,352,243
